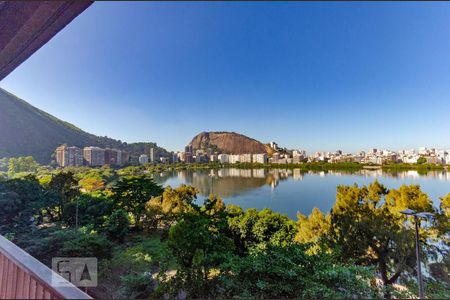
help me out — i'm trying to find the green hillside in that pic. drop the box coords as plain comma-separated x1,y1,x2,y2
0,88,167,163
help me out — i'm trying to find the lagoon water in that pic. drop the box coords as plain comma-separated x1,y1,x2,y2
153,168,450,219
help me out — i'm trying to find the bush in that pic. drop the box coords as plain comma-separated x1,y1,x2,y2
59,228,113,259
120,273,154,299
217,245,377,299
18,227,113,264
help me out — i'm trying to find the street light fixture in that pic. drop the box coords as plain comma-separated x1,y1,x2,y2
399,209,435,299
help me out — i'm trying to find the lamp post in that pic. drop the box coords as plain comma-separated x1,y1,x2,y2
399,209,434,299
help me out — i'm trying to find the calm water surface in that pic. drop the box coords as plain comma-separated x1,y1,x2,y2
153,168,450,219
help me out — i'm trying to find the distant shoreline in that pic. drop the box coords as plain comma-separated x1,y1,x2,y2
137,161,447,174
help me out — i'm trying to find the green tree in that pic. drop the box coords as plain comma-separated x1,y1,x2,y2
417,156,427,164
385,184,434,214
112,175,163,227
227,206,297,254
434,193,449,243
63,193,114,228
0,176,50,234
7,156,40,177
327,182,435,295
295,207,329,245
18,227,113,265
294,181,441,296
143,185,198,230
47,171,80,222
433,194,450,281
217,245,377,299
79,176,105,192
159,199,234,298
56,228,113,259
104,209,130,242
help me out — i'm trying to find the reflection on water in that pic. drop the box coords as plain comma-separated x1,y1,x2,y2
153,168,450,219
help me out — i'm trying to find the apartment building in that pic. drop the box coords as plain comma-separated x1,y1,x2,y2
139,154,149,165
104,148,122,165
239,154,252,163
55,145,83,167
83,146,105,166
218,154,229,163
252,153,268,164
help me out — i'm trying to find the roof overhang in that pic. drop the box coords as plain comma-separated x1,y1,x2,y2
0,1,93,81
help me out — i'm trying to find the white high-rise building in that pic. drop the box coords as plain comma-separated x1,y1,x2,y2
252,153,268,164
229,154,240,164
239,154,252,163
139,154,149,165
218,154,229,163
116,150,123,165
149,147,156,163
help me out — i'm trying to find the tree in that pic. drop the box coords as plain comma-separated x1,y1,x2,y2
217,245,377,299
326,182,435,296
162,211,234,298
293,181,442,297
0,176,50,234
416,156,427,164
47,171,80,222
143,185,198,230
385,184,434,214
104,209,130,242
295,207,329,245
227,206,297,254
63,193,114,228
55,228,113,260
438,194,450,246
79,176,105,192
112,175,163,227
441,194,450,218
433,194,450,281
7,156,40,177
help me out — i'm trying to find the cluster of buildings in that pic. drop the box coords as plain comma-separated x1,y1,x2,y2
164,142,299,165
138,147,156,165
138,146,173,165
60,140,450,168
154,144,269,165
55,145,129,167
164,142,450,166
309,147,450,165
138,149,269,165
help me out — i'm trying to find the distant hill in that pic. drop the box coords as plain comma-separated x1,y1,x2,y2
0,88,168,164
190,131,269,154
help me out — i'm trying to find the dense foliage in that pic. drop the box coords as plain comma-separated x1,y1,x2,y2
0,162,448,299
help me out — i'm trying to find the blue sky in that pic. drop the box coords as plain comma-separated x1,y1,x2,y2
1,2,450,152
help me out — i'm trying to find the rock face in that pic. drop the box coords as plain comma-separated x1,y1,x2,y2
190,131,268,154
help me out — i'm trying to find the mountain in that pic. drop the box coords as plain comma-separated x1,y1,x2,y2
190,131,269,154
0,88,168,164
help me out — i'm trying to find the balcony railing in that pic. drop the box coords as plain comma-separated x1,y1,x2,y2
0,234,91,299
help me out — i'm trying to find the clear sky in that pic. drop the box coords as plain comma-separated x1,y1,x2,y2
1,2,450,153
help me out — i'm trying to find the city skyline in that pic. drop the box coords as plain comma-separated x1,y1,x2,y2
1,2,450,152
